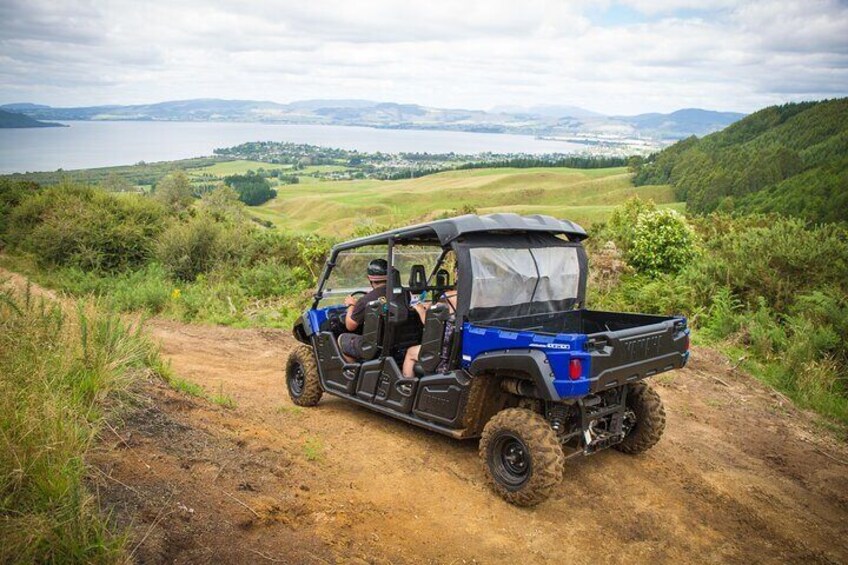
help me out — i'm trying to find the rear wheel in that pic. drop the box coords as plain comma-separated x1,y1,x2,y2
286,345,323,407
479,408,564,507
614,382,665,454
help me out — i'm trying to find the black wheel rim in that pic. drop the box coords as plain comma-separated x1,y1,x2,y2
622,409,637,437
289,362,305,397
491,433,531,488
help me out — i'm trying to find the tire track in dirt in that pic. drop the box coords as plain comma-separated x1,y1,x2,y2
137,318,848,564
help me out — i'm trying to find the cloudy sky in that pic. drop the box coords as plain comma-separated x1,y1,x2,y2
0,0,846,114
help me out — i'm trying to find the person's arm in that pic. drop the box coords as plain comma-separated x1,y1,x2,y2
344,295,360,331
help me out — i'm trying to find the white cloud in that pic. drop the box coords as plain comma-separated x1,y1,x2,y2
0,0,845,113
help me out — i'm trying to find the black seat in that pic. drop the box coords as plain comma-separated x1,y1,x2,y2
415,303,451,376
386,267,422,350
387,268,410,323
358,298,384,361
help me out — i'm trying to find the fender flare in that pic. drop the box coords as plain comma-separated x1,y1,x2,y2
468,349,560,401
292,315,310,344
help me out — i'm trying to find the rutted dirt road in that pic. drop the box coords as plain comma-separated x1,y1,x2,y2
3,267,847,563
89,318,848,564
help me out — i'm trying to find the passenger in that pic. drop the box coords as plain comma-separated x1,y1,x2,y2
338,258,389,363
402,288,458,378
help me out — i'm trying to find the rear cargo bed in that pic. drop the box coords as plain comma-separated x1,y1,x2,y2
481,309,690,392
483,309,677,336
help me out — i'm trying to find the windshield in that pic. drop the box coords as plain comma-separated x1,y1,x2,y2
392,247,444,286
320,247,385,307
319,245,444,307
468,246,580,311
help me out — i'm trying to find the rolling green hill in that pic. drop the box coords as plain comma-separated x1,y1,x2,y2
633,98,848,223
251,166,682,236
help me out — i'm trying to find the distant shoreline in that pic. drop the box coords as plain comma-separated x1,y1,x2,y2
0,109,68,129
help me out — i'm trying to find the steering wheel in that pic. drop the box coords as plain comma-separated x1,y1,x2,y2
350,291,368,297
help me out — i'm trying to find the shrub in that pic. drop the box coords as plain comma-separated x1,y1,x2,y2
199,184,247,222
154,171,194,211
741,298,787,359
248,231,334,279
0,179,40,248
701,287,743,341
237,260,310,299
604,197,657,253
104,264,173,313
693,216,848,311
156,214,253,281
628,209,697,276
8,183,166,272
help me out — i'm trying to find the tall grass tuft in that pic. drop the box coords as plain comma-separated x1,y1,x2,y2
0,287,165,563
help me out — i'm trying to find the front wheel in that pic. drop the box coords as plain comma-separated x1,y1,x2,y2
614,382,666,454
285,345,323,407
479,408,564,507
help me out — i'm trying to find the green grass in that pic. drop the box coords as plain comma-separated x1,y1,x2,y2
169,377,206,398
722,344,848,425
0,255,304,331
253,166,682,236
210,383,237,409
0,288,167,563
302,436,323,462
167,376,237,409
187,160,345,179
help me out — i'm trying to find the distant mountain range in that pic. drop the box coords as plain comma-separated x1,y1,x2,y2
0,109,66,129
0,99,745,140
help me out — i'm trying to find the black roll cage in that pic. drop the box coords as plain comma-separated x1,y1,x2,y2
309,213,589,378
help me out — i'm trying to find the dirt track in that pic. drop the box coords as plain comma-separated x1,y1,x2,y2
3,268,847,563
86,318,846,564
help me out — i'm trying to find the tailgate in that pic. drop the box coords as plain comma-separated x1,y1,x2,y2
585,318,689,392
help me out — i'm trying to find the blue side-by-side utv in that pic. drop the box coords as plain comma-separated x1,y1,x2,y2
287,214,689,505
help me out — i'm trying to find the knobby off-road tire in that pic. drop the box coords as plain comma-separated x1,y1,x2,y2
286,345,323,407
614,382,666,454
479,408,564,507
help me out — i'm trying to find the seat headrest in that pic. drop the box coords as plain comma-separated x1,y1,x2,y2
390,267,403,293
408,264,426,293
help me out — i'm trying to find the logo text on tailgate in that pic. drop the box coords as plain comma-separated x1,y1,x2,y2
622,334,661,361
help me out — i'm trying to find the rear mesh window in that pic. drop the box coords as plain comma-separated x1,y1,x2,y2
468,246,580,311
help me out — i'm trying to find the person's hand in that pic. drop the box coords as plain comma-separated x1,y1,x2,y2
344,295,357,307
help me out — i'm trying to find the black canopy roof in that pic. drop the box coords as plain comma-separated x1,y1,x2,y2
332,213,587,252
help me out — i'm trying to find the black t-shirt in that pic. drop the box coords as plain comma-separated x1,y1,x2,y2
350,284,387,328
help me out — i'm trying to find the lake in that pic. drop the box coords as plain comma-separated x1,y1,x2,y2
0,121,585,174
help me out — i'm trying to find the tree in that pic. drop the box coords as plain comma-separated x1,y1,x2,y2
154,171,194,211
199,184,246,222
101,172,135,193
223,173,276,206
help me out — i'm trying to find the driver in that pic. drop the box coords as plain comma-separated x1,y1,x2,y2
338,258,389,363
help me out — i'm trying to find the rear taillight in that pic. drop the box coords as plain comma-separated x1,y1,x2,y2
684,334,690,351
569,358,582,380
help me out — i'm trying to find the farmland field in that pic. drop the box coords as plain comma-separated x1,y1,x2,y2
251,166,682,236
